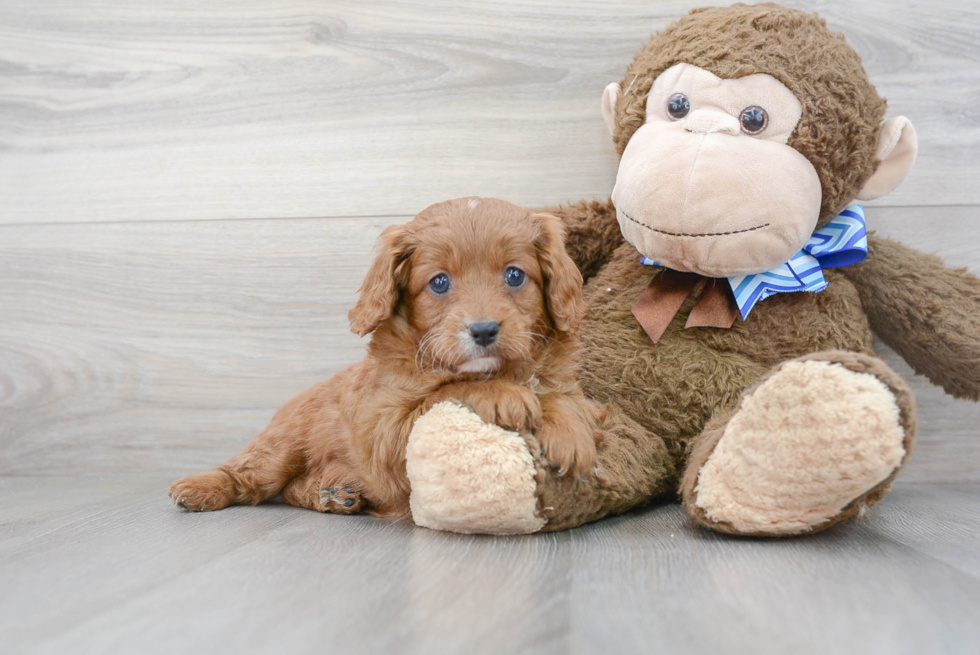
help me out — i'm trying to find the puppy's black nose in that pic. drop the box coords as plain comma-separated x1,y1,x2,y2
469,322,500,347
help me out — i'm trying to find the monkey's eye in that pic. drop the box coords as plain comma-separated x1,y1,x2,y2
428,274,450,295
667,93,691,120
504,267,526,288
739,106,768,134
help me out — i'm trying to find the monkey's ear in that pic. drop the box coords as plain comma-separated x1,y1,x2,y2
857,117,918,201
349,223,414,337
601,82,620,135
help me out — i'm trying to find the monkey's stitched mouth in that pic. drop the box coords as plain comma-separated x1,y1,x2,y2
621,210,770,237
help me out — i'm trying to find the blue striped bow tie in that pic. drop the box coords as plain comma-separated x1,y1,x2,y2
640,205,868,320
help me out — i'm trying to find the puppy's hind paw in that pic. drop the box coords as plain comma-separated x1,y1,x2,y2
169,471,235,512
319,484,365,514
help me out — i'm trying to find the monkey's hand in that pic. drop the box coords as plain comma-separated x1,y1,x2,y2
843,232,980,400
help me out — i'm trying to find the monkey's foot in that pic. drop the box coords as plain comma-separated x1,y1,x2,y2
406,401,546,535
681,352,916,536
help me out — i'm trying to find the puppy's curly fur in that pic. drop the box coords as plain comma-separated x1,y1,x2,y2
170,197,603,518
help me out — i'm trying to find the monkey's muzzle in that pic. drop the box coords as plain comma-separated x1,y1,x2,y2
612,119,822,277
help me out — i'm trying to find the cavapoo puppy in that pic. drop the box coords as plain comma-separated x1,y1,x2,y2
170,197,603,518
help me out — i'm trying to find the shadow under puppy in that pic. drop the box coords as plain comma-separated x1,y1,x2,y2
170,197,604,518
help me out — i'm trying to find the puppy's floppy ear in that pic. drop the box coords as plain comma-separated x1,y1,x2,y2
349,222,415,337
533,213,586,335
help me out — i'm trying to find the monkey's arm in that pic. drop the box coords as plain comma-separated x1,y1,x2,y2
537,199,623,281
841,233,980,401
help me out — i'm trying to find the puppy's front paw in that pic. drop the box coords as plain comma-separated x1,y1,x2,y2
169,471,235,512
536,416,598,478
467,384,542,433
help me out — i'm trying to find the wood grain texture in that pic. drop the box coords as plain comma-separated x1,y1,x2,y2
0,206,977,480
1,0,979,224
0,477,978,655
0,215,387,474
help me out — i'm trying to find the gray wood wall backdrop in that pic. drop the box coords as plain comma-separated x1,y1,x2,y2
1,0,978,480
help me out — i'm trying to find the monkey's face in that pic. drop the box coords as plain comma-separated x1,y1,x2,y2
609,64,822,277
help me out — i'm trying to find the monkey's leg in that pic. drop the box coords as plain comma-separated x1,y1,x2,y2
532,404,677,532
679,351,916,536
405,400,677,534
405,401,546,534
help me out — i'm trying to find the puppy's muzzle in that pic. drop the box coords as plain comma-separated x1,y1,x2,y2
468,321,500,347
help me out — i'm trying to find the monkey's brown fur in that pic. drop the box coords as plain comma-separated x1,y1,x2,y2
612,4,886,226
518,4,980,532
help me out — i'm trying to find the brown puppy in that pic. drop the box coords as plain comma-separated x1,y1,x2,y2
169,197,603,519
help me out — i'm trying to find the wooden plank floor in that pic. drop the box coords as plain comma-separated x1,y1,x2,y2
0,477,978,655
1,1,979,653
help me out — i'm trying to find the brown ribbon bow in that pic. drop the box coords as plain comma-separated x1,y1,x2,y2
631,269,740,343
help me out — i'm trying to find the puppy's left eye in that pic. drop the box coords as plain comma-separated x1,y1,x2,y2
504,267,526,288
428,274,450,294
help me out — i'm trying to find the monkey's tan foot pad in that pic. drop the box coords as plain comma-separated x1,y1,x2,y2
686,356,914,536
406,401,546,535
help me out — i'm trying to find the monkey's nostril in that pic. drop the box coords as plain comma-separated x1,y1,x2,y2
683,109,740,136
468,321,500,347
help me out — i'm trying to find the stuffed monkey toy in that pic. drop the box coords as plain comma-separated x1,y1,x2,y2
403,3,980,536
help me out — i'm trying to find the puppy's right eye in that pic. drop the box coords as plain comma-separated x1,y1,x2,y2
428,274,450,295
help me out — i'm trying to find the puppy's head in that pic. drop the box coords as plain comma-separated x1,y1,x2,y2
349,197,585,375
